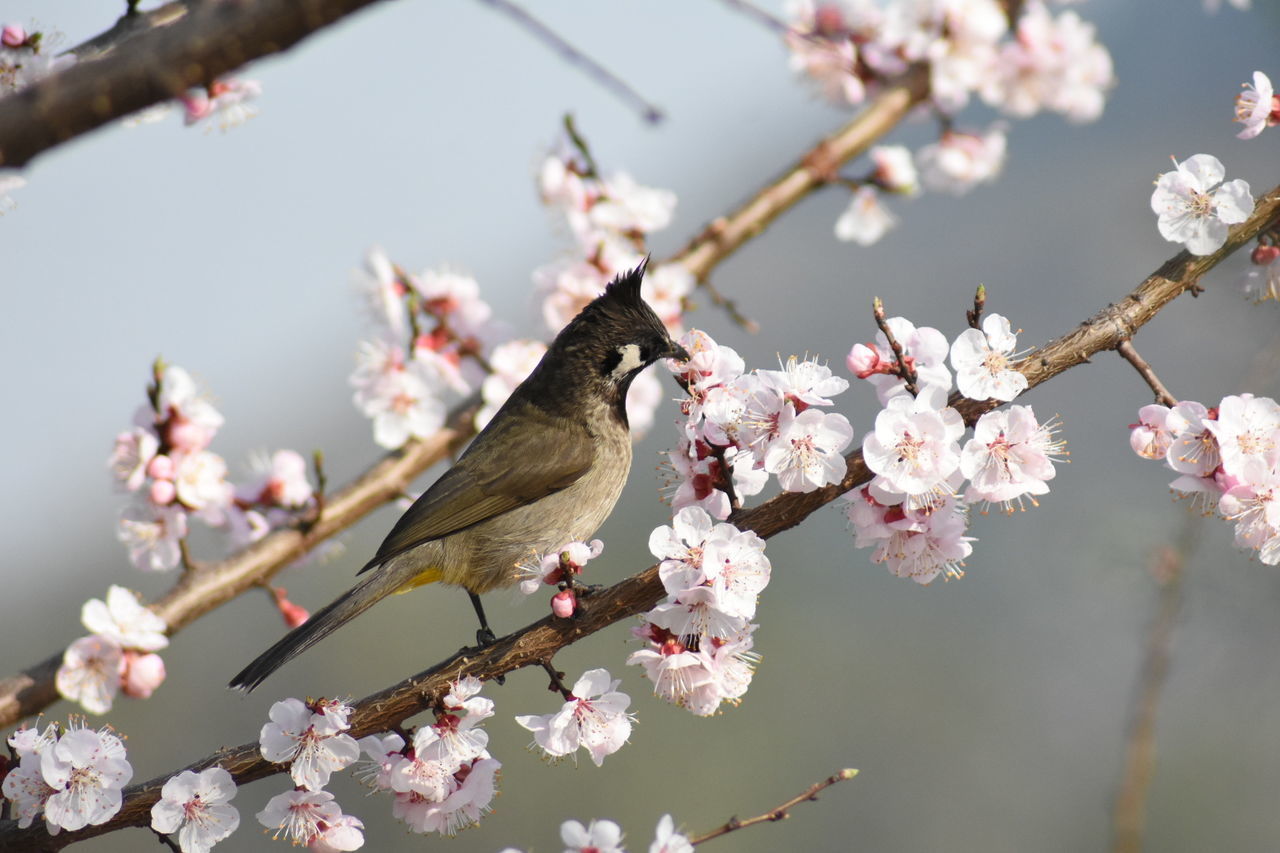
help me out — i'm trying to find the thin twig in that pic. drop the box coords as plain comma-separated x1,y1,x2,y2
476,0,664,124
1115,340,1178,407
689,768,859,845
967,283,986,329
873,296,918,396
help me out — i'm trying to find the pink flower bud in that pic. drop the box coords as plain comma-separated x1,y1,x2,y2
149,479,176,505
272,587,310,628
167,419,211,451
846,343,881,378
551,589,577,618
120,651,166,699
147,454,175,480
1251,244,1280,266
1,25,27,48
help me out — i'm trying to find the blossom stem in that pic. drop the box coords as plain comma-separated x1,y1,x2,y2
873,296,919,396
539,660,574,701
1114,341,1178,408
687,768,859,846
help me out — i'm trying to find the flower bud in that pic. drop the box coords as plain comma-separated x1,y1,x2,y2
551,589,577,618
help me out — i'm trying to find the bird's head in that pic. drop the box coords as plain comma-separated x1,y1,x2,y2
539,260,690,417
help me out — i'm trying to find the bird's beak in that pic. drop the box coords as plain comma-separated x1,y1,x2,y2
663,341,692,363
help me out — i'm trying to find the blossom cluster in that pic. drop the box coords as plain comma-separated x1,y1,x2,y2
1130,393,1280,564
55,585,168,714
785,1,1112,244
108,362,316,571
255,697,365,849
847,314,1063,584
350,677,500,836
2,720,132,834
627,508,768,716
351,247,499,448
1150,154,1253,256
535,136,694,436
516,668,635,765
516,538,605,620
498,814,692,853
665,329,854,513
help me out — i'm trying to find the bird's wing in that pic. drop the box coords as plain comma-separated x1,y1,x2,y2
359,401,596,572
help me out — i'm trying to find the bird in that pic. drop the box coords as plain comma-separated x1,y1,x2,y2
229,260,689,692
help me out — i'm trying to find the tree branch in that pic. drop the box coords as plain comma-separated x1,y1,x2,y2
5,187,1278,848
0,0,393,168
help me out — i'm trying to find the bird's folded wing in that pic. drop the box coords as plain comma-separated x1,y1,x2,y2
359,402,595,572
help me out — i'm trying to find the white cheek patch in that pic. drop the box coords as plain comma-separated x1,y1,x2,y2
610,343,645,380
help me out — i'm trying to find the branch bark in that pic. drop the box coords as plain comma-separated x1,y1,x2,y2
0,0,392,168
5,186,1278,849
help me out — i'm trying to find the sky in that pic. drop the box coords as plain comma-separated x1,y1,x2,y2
3,1,1280,851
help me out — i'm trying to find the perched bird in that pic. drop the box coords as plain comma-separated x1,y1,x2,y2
230,261,688,692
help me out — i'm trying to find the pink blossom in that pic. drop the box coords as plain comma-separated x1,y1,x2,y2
960,406,1064,509
762,406,854,492
950,313,1028,402
41,727,133,832
917,125,1007,195
862,386,965,508
1235,71,1278,139
562,818,625,853
514,669,633,766
56,635,123,715
119,651,166,700
834,186,897,245
150,766,240,853
1150,154,1254,256
256,789,357,847
1129,404,1174,460
259,698,360,792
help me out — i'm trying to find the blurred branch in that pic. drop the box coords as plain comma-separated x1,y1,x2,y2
0,0,392,168
476,0,664,124
1109,526,1196,853
689,768,859,845
668,65,931,284
5,185,1280,849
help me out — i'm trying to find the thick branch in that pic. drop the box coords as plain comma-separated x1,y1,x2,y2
6,189,1279,848
0,0,392,168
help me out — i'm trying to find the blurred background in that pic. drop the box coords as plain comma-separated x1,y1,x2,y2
3,1,1280,850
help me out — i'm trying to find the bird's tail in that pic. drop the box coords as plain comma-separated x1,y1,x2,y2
228,563,419,693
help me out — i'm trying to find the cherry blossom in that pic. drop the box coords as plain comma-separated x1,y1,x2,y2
649,814,694,853
1204,393,1280,484
561,818,625,853
391,757,500,836
1150,154,1254,256
870,145,920,196
917,125,1007,195
950,313,1028,402
55,636,124,715
834,186,897,245
256,789,361,848
960,406,1064,509
862,386,965,509
514,668,633,766
182,78,261,131
259,698,360,791
763,406,854,492
848,316,952,403
1164,400,1222,479
41,726,133,832
517,539,604,596
1129,404,1174,460
1234,71,1278,139
150,766,240,853
81,585,169,651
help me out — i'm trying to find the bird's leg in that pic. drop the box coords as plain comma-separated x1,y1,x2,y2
468,591,497,648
